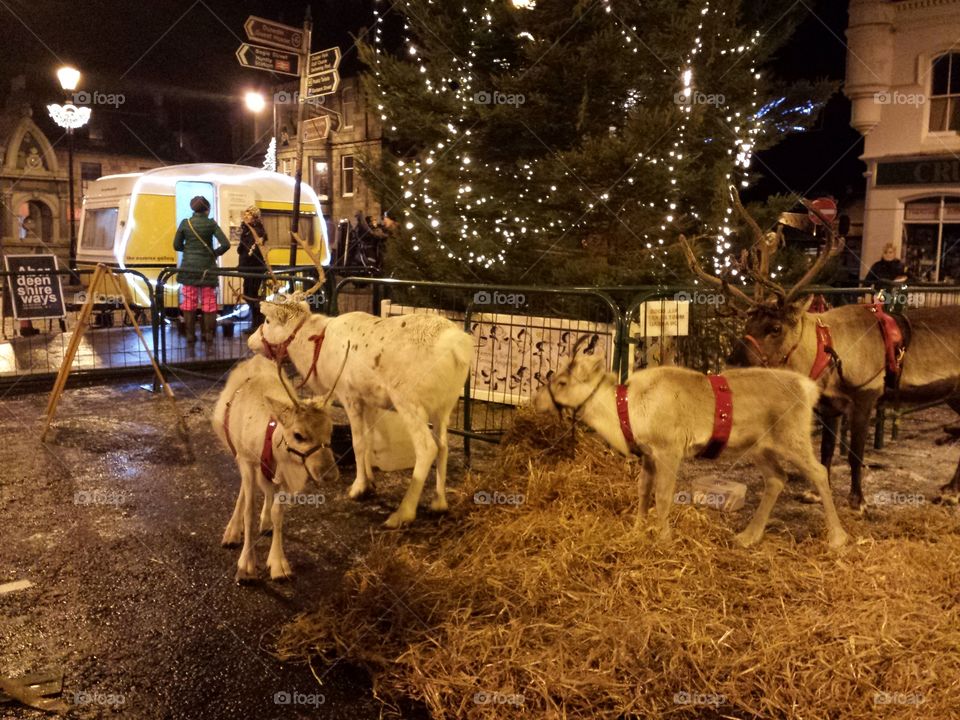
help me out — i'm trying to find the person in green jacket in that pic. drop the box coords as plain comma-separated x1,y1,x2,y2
173,196,230,344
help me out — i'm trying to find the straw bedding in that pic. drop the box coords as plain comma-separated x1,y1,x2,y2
277,408,960,719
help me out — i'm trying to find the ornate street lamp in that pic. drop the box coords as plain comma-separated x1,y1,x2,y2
47,66,90,268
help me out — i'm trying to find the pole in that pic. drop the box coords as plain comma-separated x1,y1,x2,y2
289,6,313,269
67,127,77,269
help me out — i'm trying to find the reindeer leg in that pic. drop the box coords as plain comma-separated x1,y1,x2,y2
221,475,244,548
847,397,875,511
236,462,259,583
651,453,680,542
430,415,450,512
266,488,293,581
935,458,960,506
735,451,786,547
634,456,655,528
385,404,437,529
343,401,372,499
259,490,273,536
788,444,848,548
363,406,380,487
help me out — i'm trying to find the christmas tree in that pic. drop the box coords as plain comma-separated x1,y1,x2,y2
362,0,832,286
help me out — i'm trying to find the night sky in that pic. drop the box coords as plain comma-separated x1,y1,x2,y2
0,0,863,201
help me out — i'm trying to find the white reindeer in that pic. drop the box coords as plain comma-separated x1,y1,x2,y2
213,354,339,582
533,341,849,548
249,302,474,528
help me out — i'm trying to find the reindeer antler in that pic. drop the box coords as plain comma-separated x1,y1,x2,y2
262,231,327,309
277,362,302,407
678,234,755,308
782,198,845,304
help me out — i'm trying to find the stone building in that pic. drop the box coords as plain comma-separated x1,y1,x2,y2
845,0,960,283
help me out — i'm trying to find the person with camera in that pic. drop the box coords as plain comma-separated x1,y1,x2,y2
173,195,230,344
237,205,268,334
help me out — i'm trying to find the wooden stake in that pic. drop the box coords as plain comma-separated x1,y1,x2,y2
41,264,104,440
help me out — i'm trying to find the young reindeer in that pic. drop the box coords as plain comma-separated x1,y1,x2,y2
248,297,474,529
683,189,960,509
533,337,849,548
213,354,340,582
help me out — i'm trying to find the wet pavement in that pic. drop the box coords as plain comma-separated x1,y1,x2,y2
0,375,445,720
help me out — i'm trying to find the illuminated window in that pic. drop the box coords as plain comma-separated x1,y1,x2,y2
929,53,960,132
903,196,960,282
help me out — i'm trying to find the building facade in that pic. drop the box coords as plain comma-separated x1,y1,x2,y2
270,75,383,250
846,0,960,283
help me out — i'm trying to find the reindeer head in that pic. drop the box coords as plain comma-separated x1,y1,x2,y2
679,187,843,368
532,335,608,416
264,395,338,490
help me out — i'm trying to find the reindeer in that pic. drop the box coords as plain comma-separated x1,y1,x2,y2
681,189,960,509
533,337,849,548
248,295,474,529
213,354,339,582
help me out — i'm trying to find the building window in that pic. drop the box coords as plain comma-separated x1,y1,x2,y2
903,196,960,282
929,53,960,132
341,86,355,129
312,159,330,200
341,155,354,197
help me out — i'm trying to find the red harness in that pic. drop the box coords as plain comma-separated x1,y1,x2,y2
297,332,326,390
261,317,307,365
809,323,835,381
222,384,279,482
870,302,905,382
615,376,733,459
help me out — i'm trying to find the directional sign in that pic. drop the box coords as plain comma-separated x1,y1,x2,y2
235,43,300,76
305,70,340,98
302,115,331,142
308,47,341,75
244,15,303,52
808,197,838,226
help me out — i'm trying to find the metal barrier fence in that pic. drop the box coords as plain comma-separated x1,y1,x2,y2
3,266,958,458
331,277,623,460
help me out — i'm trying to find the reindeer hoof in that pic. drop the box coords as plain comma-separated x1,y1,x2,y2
734,530,761,548
828,530,850,549
348,482,371,500
268,561,294,582
221,529,242,548
235,568,258,584
384,510,415,529
934,492,959,506
429,497,449,513
848,495,866,512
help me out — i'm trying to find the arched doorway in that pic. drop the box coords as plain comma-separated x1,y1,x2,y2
17,200,53,247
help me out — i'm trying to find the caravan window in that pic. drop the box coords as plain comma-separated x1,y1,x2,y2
81,207,119,250
260,211,315,248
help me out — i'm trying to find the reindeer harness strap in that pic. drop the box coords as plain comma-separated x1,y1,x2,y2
297,331,326,390
260,420,279,482
261,316,308,365
810,322,836,381
615,385,639,454
869,302,907,389
698,375,733,460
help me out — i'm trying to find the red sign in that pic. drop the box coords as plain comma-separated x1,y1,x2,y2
808,197,838,226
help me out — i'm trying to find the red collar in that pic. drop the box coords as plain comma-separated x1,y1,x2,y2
615,384,638,453
261,316,307,365
260,419,278,482
297,331,326,390
698,375,733,459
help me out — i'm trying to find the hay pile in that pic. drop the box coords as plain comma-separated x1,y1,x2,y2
278,408,960,719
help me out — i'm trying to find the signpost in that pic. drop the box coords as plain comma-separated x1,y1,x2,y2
808,197,838,226
239,12,343,268
305,70,340,98
235,43,300,76
308,47,341,75
243,16,304,52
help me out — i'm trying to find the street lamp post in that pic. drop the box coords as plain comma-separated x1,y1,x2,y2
244,90,277,170
47,66,89,270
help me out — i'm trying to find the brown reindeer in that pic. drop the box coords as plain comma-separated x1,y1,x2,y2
681,190,960,509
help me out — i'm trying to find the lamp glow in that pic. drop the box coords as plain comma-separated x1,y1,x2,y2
244,91,266,113
57,66,81,91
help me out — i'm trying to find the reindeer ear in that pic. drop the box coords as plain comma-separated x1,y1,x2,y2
264,395,295,425
787,295,815,318
571,353,604,381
